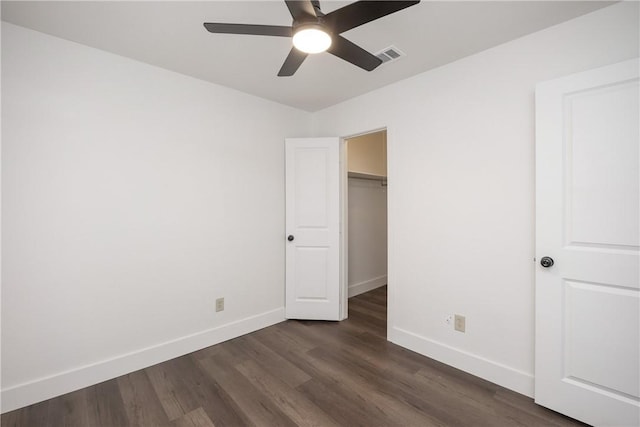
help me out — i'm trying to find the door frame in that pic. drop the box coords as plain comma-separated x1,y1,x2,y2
338,126,389,321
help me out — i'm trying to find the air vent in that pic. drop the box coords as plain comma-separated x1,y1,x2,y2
375,46,405,64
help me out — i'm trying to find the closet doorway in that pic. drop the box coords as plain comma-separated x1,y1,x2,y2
344,129,388,322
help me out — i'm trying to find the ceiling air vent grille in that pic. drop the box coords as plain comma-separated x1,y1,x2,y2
375,46,405,64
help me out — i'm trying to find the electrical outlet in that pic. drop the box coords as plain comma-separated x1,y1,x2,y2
215,297,225,312
454,314,466,332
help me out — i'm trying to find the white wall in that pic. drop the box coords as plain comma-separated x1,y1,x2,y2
348,178,387,297
313,2,639,396
1,23,311,411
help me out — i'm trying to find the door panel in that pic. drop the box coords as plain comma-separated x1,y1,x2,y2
535,59,640,426
565,281,639,398
295,148,329,227
285,137,341,320
566,80,639,247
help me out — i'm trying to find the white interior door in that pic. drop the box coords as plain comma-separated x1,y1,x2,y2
285,137,341,320
535,59,639,426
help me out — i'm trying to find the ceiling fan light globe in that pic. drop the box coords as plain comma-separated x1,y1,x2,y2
292,27,332,54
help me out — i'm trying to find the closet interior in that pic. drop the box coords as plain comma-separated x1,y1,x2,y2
346,130,388,298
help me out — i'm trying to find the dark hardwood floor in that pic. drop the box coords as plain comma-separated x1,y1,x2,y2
2,286,585,426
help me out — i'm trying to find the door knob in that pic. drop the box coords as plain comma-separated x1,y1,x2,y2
287,235,294,242
540,256,554,268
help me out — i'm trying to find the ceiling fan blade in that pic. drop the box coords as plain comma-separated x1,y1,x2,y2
327,35,382,72
285,0,317,20
324,1,420,34
278,48,308,76
203,23,292,37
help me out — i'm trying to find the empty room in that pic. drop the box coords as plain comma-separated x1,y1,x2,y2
1,1,638,426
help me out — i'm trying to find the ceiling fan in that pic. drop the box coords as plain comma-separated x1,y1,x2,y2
203,0,420,76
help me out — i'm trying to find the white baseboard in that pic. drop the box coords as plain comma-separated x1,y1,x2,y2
348,275,387,298
1,307,285,413
389,326,534,397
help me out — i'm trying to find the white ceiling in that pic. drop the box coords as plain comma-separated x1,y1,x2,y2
2,1,614,111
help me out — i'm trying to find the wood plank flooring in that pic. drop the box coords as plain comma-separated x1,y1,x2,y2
2,286,586,426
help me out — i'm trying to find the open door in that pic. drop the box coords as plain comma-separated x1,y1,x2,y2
285,137,342,320
535,59,639,426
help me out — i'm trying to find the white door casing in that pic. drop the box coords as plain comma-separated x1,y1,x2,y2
535,59,640,426
285,137,341,320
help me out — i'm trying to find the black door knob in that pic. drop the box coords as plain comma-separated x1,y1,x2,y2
540,256,554,268
287,235,294,242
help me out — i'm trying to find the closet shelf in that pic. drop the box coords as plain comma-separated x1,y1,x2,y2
348,171,387,186
348,171,387,181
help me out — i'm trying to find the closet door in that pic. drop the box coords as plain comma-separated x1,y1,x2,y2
285,137,341,320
